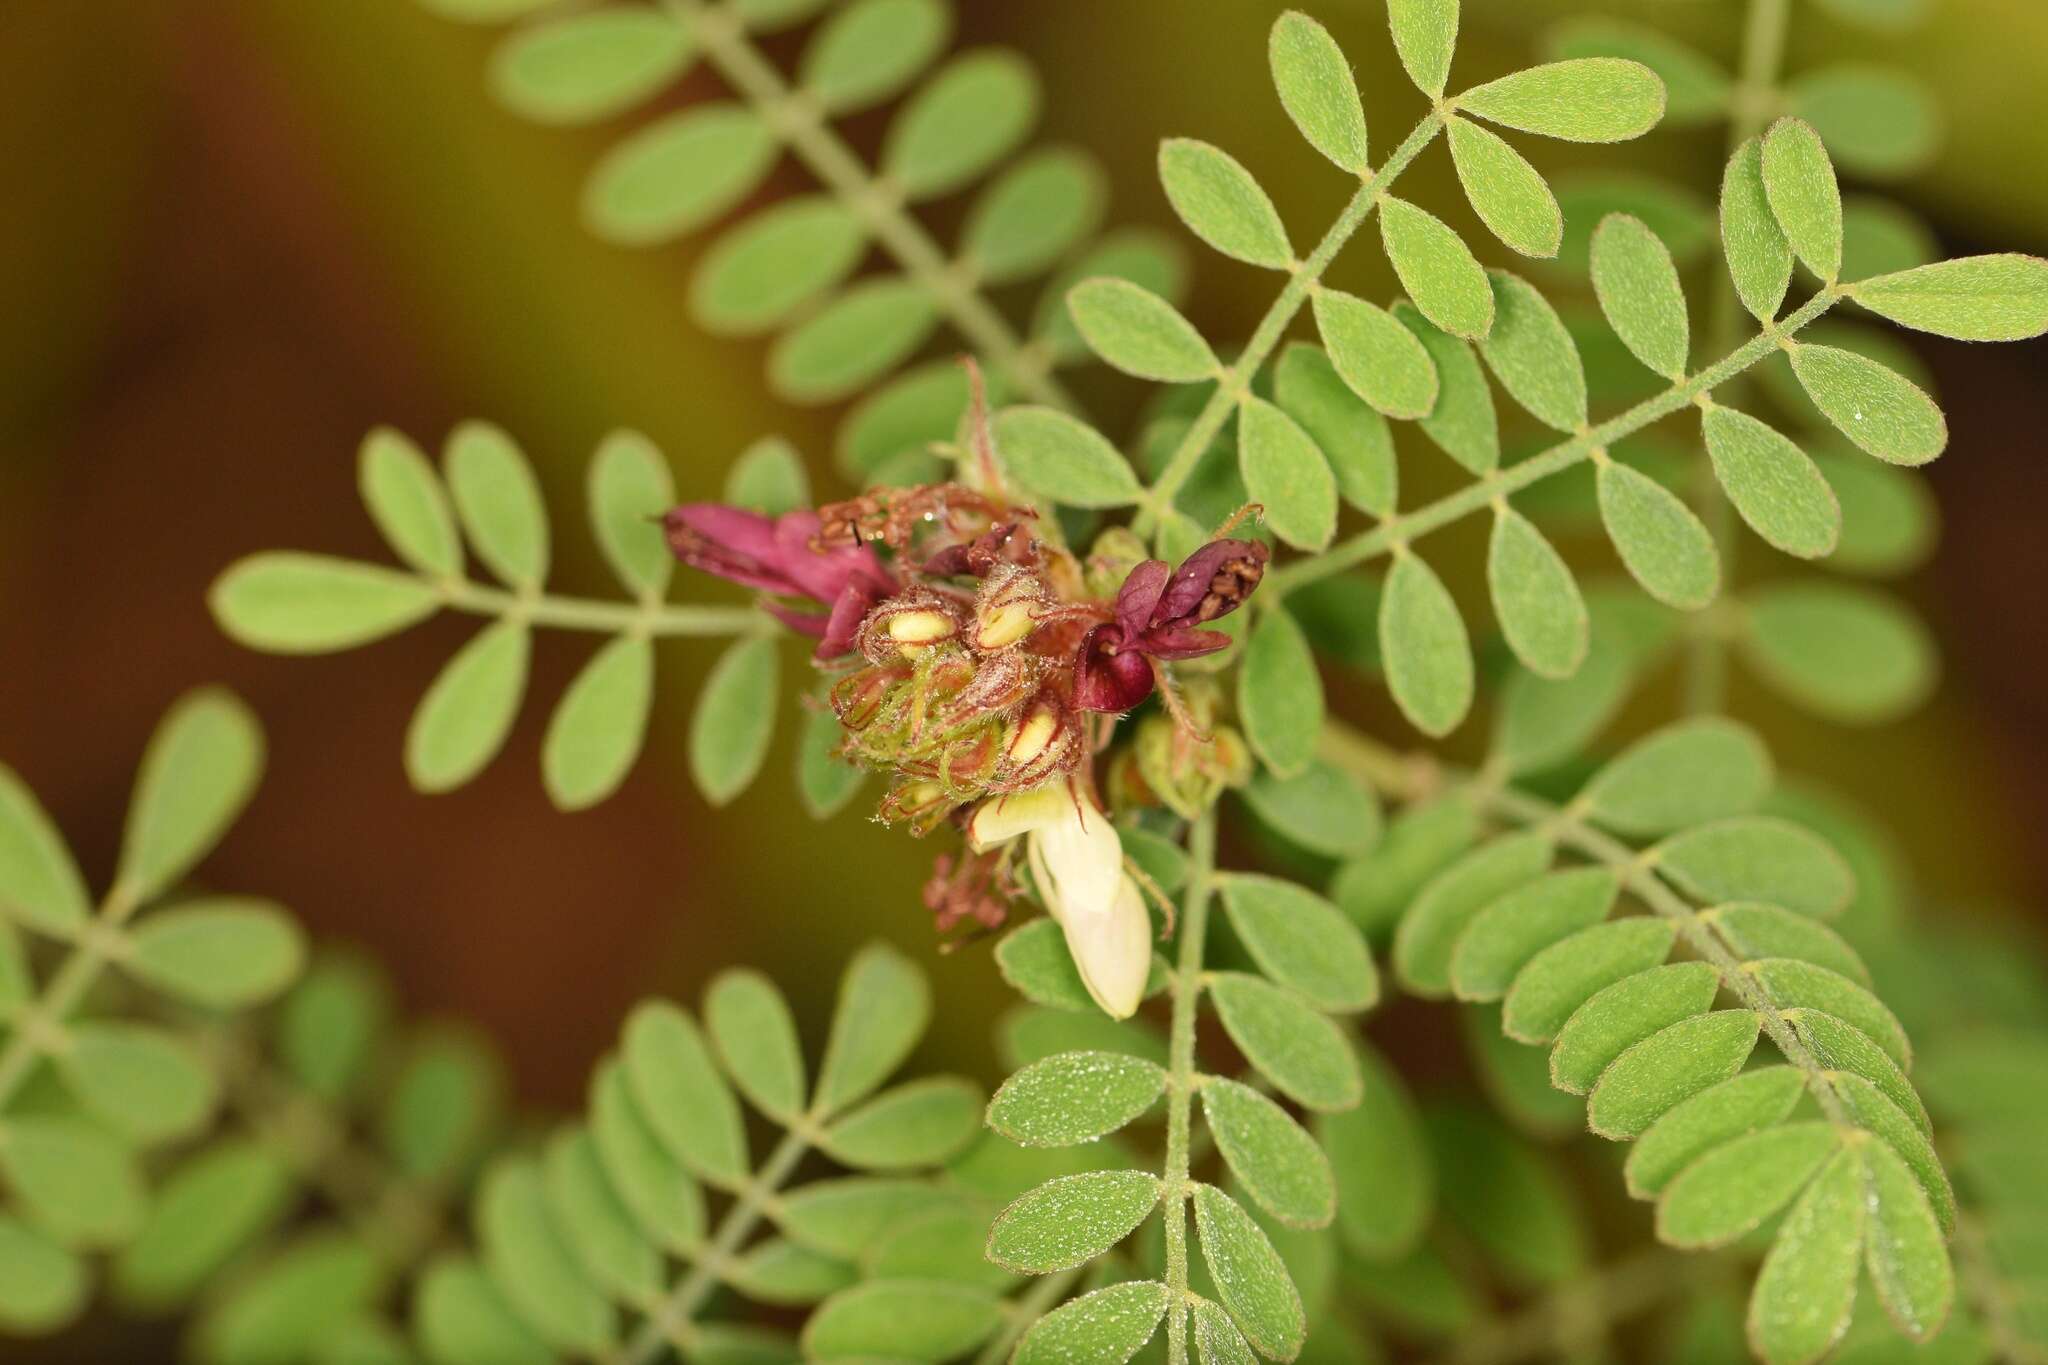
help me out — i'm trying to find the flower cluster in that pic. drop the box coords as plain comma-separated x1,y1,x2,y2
665,440,1264,1015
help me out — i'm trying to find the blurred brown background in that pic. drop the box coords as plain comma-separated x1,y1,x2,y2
2,0,2045,1297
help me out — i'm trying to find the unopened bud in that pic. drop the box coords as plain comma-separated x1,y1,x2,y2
973,566,1044,653
878,778,957,836
888,609,958,650
830,662,907,732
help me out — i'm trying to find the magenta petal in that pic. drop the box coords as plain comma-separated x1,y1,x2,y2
1134,625,1231,661
761,600,830,639
1115,560,1171,638
773,510,895,605
664,505,795,594
815,582,879,660
1156,539,1269,625
1074,625,1156,712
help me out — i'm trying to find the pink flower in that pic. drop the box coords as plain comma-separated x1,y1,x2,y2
1074,539,1269,713
664,505,896,659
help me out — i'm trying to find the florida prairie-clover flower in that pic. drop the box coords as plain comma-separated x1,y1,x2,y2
664,398,1265,1017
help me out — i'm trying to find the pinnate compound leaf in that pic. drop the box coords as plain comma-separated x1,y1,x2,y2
1240,759,1380,861
1625,1065,1808,1198
359,427,460,577
1742,581,1936,723
1852,253,2048,341
802,1279,1003,1359
1311,290,1438,420
1722,138,1794,321
816,942,930,1116
210,555,440,654
705,968,807,1122
799,0,949,114
489,9,696,126
1591,213,1689,379
1272,343,1397,516
1012,1280,1170,1364
1201,1079,1336,1229
1394,303,1499,473
120,689,263,903
1447,119,1562,258
882,50,1037,200
124,898,305,1009
543,635,653,812
965,150,1106,286
1238,397,1337,551
991,408,1142,508
1458,59,1666,142
446,422,549,591
822,1076,982,1170
1270,12,1368,171
689,635,778,807
1192,1183,1306,1359
0,767,90,935
1656,1120,1838,1248
585,105,776,245
1450,867,1619,1002
1381,197,1493,338
987,1051,1166,1147
1588,1009,1761,1138
1477,271,1585,432
1860,1136,1953,1342
1596,460,1721,610
1488,509,1587,680
770,278,939,404
1387,0,1460,97
1380,553,1474,738
1584,717,1771,836
1503,917,1676,1044
1238,608,1323,779
1761,118,1843,283
1209,972,1362,1111
1747,1149,1864,1365
987,1171,1161,1272
1659,819,1855,922
1158,139,1292,270
1396,832,1553,998
1068,277,1218,383
1788,344,1946,466
1700,406,1840,559
1549,961,1719,1094
622,1002,748,1187
0,1116,146,1249
1219,874,1378,1013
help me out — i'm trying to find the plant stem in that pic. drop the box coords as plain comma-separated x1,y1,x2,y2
0,884,139,1111
1266,287,1842,598
668,0,1078,414
439,579,762,637
1161,811,1219,1364
1134,111,1447,537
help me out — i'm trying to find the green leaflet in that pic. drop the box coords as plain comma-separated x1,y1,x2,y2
1193,1297,1258,1365
622,1002,749,1187
1747,1149,1864,1365
1387,0,1459,97
1381,197,1494,339
1191,1183,1306,1359
1394,303,1499,474
1446,118,1562,259
1491,627,1634,776
1477,271,1586,433
1319,1045,1433,1259
798,0,949,114
1707,905,1867,982
1310,289,1438,420
986,1170,1162,1272
122,898,304,1009
1067,277,1217,383
587,431,674,598
543,1130,658,1302
1584,717,1772,837
56,1022,216,1144
1701,405,1841,559
821,1076,982,1170
1789,65,1939,180
797,698,866,820
882,50,1037,200
1201,1078,1336,1228
1722,137,1793,322
209,554,440,654
0,767,91,934
1240,759,1381,860
1218,874,1379,1013
727,1238,855,1304
864,1205,1010,1289
802,1280,1004,1359
997,918,1107,1013
1269,12,1367,171
1036,231,1190,362
1761,118,1843,284
1591,213,1689,380
584,105,776,246
723,436,809,516
1586,1009,1761,1138
1428,1106,1587,1286
1012,1281,1169,1364
115,1140,293,1308
1625,1066,1809,1199
688,635,778,807
778,1178,947,1261
1656,1120,1838,1249
1456,59,1667,143
1272,343,1398,517
1001,1004,1169,1070
770,278,939,403
1396,831,1554,997
1851,253,2048,341
1596,459,1720,610
359,427,460,577
384,1032,501,1182
965,150,1106,285
1549,961,1720,1094
1546,19,1730,125
1331,794,1482,943
1754,959,1911,1069
543,635,654,811
1238,396,1338,550
705,969,807,1122
812,943,931,1121
1503,917,1676,1044
1488,508,1587,680
192,1232,383,1364
991,407,1143,508
1208,972,1362,1112
1465,1003,1583,1137
119,690,264,904
1741,581,1936,723
986,1051,1167,1147
1158,138,1292,270
1791,1011,1929,1138
692,197,866,335
1840,197,1939,283
591,1059,706,1253
1787,343,1947,466
445,422,549,590
1557,175,1716,275
1380,552,1475,738
1238,608,1323,779
489,9,696,126
1450,866,1620,1002
414,1257,551,1365
1859,1136,1954,1342
1833,1071,1954,1232
0,1216,85,1333
0,1116,146,1250
1658,816,1856,922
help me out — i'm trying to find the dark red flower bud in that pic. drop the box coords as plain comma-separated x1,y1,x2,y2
1071,538,1268,713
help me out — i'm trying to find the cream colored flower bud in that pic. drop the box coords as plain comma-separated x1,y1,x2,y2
975,599,1037,652
1006,706,1061,768
887,609,958,651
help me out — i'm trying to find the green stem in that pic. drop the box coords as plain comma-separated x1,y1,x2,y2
624,1127,810,1364
669,0,1078,415
0,885,139,1112
1161,812,1219,1364
439,579,761,638
1134,112,1447,537
1267,287,1842,598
